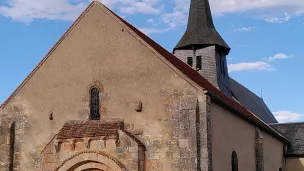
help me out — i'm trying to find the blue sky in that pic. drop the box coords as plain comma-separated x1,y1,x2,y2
0,0,303,123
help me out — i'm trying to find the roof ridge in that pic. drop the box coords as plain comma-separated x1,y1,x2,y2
0,2,96,109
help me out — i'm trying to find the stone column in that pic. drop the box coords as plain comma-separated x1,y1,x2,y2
255,128,264,171
197,94,212,171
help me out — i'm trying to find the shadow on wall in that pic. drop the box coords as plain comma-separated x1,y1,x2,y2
286,157,304,171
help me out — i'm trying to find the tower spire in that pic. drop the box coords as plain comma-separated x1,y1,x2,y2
174,0,230,54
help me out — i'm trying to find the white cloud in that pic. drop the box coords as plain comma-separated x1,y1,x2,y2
0,0,87,22
147,18,154,24
229,53,293,73
265,12,291,23
273,111,304,123
119,0,162,15
234,27,255,32
268,53,292,61
0,0,163,22
209,0,304,15
1,0,304,28
139,25,174,35
228,61,276,73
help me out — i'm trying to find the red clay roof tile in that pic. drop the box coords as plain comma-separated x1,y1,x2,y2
57,119,124,139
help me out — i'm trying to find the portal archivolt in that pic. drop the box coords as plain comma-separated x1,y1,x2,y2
55,151,126,171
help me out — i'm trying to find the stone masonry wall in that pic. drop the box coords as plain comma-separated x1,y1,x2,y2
174,49,194,69
0,106,29,171
197,94,212,171
174,46,231,97
196,47,231,97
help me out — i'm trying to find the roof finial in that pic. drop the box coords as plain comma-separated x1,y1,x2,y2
261,89,263,100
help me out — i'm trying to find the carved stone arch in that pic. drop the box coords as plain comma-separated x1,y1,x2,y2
87,80,104,94
55,151,127,171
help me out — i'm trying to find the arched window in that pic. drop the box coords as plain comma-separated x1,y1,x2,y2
231,151,238,171
279,168,283,171
90,87,100,120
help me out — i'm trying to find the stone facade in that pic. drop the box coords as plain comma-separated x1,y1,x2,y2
0,1,295,171
0,2,207,170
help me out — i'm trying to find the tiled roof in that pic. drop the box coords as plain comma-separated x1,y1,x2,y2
174,0,230,54
230,78,278,124
271,122,304,156
0,1,289,144
57,119,124,139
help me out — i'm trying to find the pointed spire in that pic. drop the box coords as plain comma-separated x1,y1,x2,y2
174,0,230,54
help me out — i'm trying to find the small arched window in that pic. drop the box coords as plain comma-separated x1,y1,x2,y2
90,87,100,120
231,151,238,171
279,168,283,171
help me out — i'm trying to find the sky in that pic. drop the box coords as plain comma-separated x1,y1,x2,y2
0,0,304,123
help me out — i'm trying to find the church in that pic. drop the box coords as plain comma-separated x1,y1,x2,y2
0,0,304,170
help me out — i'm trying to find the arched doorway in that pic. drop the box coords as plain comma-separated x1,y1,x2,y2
55,151,126,171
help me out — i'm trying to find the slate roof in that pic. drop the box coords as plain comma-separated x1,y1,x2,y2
271,122,304,156
230,78,278,124
174,0,230,54
57,119,124,139
0,1,289,144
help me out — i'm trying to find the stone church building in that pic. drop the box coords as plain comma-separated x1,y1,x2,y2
1,0,304,170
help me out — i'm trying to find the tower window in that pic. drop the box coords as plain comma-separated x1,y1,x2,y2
231,151,238,171
196,56,202,70
222,58,226,76
187,57,193,67
90,87,100,120
219,56,226,76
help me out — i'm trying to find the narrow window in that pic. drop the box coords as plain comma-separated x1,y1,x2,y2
219,56,226,76
219,56,223,74
232,151,238,171
187,57,193,67
222,57,226,76
90,87,100,120
196,56,202,70
9,122,15,171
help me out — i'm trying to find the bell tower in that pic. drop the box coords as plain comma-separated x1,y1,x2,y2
173,0,231,96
